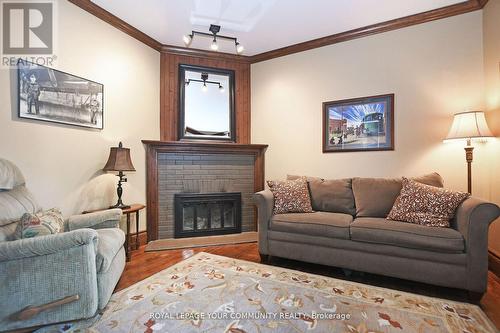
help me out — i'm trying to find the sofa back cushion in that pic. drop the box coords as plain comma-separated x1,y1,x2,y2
352,173,444,218
287,175,355,215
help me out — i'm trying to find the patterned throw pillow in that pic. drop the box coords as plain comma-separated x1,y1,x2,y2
16,208,65,239
387,178,470,227
267,177,313,214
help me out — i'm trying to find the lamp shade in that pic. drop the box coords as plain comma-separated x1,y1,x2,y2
103,142,135,172
445,111,494,141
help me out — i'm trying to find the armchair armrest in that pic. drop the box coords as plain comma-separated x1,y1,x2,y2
253,189,274,255
0,229,98,261
0,229,99,330
453,197,500,292
68,208,122,231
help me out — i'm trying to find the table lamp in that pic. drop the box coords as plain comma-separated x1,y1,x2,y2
444,111,494,194
103,142,136,209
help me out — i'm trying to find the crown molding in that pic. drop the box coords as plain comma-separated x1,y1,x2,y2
67,0,162,51
249,0,488,63
474,0,490,8
67,0,487,63
160,45,251,62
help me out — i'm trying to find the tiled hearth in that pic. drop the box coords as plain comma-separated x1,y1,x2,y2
142,141,268,241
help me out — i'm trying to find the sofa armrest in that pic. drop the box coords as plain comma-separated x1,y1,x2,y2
253,189,274,255
0,229,98,261
68,208,122,231
453,197,500,292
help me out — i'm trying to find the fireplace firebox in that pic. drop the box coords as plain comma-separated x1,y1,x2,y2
174,192,241,238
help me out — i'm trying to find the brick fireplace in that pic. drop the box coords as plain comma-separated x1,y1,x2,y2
142,141,267,241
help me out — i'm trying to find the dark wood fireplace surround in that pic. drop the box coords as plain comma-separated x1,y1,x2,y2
143,50,267,242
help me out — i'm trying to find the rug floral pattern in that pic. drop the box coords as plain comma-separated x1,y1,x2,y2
81,253,495,332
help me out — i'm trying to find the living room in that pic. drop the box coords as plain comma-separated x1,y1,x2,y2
0,0,499,332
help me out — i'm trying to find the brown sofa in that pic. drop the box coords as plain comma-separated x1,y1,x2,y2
254,173,500,298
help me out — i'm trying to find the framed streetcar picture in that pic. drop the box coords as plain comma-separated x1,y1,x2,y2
18,59,104,129
322,94,394,153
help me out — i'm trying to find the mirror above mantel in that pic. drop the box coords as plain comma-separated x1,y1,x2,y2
179,64,235,142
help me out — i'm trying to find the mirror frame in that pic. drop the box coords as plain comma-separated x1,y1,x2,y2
178,64,236,142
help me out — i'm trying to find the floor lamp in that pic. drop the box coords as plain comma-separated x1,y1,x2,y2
444,111,494,194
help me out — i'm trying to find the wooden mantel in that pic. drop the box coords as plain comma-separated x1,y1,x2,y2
142,140,268,241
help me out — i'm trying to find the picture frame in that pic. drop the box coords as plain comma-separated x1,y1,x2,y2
322,93,394,153
17,59,104,129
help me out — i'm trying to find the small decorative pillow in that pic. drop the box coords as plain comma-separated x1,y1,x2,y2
387,178,470,227
16,208,65,239
267,177,313,214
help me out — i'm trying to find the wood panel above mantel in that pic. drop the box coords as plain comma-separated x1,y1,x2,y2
160,51,251,143
142,140,268,241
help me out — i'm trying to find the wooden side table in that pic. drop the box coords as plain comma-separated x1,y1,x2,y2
83,204,146,261
121,204,146,261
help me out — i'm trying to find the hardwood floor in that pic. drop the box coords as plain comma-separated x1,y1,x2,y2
117,242,500,329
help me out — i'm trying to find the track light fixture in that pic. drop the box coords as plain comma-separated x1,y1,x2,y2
183,24,244,54
182,34,192,46
185,72,224,92
235,42,244,54
210,38,219,51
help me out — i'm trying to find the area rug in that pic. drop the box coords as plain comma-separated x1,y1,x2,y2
52,252,496,332
145,232,258,251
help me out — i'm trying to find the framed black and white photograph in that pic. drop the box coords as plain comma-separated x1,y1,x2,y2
17,59,104,129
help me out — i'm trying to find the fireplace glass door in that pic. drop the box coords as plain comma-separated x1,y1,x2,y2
174,192,241,238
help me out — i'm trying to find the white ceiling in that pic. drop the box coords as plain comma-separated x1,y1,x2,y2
91,0,465,55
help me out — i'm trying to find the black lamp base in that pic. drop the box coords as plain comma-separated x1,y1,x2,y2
110,171,130,210
109,202,131,210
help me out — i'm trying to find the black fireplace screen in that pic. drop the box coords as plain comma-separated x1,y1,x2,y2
174,192,241,238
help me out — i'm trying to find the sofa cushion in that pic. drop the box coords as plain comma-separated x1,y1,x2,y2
352,173,444,218
16,208,64,239
270,212,352,239
350,217,464,253
288,175,355,215
95,228,125,273
267,177,313,214
387,178,470,228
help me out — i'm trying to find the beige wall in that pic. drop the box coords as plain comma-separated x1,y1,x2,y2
483,0,500,257
0,1,160,231
252,11,500,204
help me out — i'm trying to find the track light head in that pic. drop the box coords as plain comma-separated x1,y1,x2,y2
219,85,225,93
235,42,244,54
210,38,219,51
183,34,192,46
